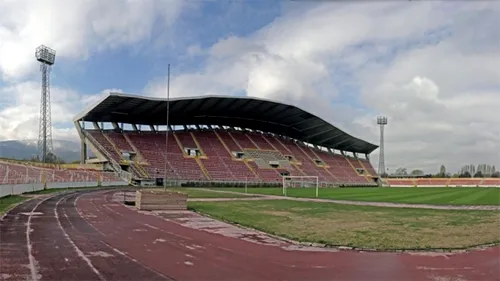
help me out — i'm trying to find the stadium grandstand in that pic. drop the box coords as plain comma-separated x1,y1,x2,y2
72,93,381,187
0,158,124,197
0,159,120,184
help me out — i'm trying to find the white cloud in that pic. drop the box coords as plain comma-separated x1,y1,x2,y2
1,1,498,173
146,2,500,173
0,0,185,81
0,82,111,141
0,0,186,148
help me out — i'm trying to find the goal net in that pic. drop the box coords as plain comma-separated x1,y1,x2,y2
282,176,319,197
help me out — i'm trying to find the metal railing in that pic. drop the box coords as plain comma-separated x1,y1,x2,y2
84,131,131,183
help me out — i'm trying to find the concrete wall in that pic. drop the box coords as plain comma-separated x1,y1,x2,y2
0,180,127,198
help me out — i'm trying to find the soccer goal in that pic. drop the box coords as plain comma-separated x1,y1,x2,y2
282,176,319,197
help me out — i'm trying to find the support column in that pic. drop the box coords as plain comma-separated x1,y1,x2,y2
74,120,87,164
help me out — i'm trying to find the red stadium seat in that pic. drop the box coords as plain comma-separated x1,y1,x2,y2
84,129,378,186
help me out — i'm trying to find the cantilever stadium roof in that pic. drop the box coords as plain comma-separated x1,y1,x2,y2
74,93,378,154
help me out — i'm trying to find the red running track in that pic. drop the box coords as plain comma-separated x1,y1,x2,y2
0,189,499,281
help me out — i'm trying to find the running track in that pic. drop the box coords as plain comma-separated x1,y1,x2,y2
1,190,499,281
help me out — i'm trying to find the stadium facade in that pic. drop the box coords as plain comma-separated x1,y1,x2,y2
73,93,381,187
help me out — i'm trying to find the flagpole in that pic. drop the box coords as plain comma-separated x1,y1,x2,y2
164,64,171,190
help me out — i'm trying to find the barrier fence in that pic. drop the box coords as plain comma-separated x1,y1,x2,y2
0,180,127,198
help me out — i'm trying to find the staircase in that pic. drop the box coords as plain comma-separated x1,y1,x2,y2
85,132,119,169
245,134,260,149
83,131,130,183
295,143,317,163
132,162,149,178
128,163,142,178
214,131,234,157
275,137,294,155
307,147,324,163
356,158,373,183
345,157,361,176
103,133,148,178
322,166,338,182
102,133,122,159
173,134,187,155
357,159,372,176
123,133,147,164
291,163,306,176
243,159,261,180
190,132,206,156
195,158,211,180
228,132,244,151
263,135,279,151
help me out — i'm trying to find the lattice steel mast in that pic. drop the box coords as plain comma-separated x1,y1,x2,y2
35,45,56,163
377,116,388,176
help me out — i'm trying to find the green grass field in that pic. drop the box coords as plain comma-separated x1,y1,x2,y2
211,187,500,205
170,188,254,198
0,186,114,215
189,199,500,250
0,187,249,215
0,195,27,216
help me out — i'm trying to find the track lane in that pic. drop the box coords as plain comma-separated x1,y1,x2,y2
2,190,498,281
29,192,105,281
0,197,42,281
78,191,433,281
56,192,170,281
96,190,500,281
1,191,174,281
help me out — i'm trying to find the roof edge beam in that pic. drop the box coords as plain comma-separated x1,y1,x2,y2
316,131,345,145
290,117,317,127
342,142,358,151
298,122,325,132
329,138,351,149
306,127,337,141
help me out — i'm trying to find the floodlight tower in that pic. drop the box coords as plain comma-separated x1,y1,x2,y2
35,45,56,163
376,116,388,176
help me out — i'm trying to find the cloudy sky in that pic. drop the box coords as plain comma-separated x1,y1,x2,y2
0,0,498,173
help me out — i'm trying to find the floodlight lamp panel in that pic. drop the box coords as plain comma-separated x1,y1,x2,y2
377,116,388,125
35,45,56,65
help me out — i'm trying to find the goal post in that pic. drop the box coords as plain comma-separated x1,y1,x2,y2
282,176,319,197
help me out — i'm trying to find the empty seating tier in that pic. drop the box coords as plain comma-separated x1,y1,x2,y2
85,129,378,185
247,133,274,150
0,161,121,185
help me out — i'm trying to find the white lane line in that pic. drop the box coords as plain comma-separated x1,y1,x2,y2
55,193,106,281
76,192,172,280
26,195,58,281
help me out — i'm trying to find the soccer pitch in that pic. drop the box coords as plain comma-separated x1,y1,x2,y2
189,199,500,250
210,187,500,206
